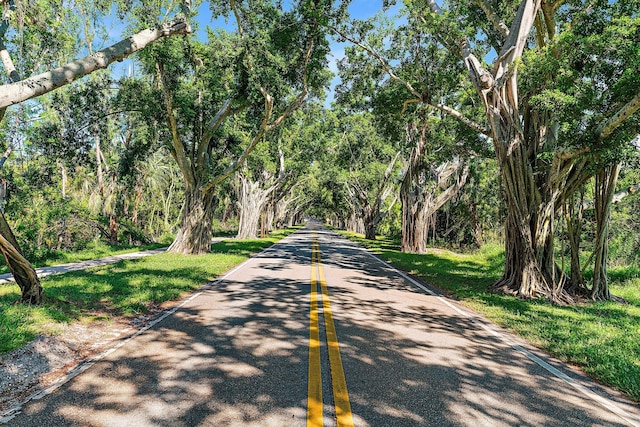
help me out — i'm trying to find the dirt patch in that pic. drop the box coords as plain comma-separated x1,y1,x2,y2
0,312,160,414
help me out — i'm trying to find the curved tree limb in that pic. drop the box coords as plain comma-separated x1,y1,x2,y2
598,93,640,140
157,61,196,189
0,17,191,109
474,0,509,39
207,89,275,189
196,98,235,169
433,103,491,136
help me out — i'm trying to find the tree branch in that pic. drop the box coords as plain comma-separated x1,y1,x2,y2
433,103,491,136
156,61,196,189
598,93,640,140
0,41,19,83
331,24,422,100
373,151,400,202
266,34,313,131
332,25,489,136
196,98,234,169
0,17,191,109
432,160,470,212
206,89,275,190
474,0,509,39
495,0,541,78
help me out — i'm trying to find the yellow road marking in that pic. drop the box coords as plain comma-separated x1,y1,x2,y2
316,240,355,427
307,241,323,427
307,235,354,427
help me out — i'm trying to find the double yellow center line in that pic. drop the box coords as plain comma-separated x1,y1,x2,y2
307,235,354,427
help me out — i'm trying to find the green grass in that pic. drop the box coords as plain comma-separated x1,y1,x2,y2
0,228,298,354
339,231,640,402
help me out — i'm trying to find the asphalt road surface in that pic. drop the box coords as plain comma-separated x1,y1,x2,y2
3,223,640,426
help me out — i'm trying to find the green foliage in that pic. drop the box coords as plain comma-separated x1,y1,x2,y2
606,159,640,266
29,74,112,167
519,8,640,162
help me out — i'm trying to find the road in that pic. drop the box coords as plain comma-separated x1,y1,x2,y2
3,224,639,426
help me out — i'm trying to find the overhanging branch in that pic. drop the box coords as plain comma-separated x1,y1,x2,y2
0,18,191,109
598,93,640,140
474,0,509,39
331,25,489,136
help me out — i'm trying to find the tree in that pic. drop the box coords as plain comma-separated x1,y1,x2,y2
404,0,640,301
144,0,328,254
330,111,400,240
0,0,190,304
335,11,479,252
236,104,326,239
234,137,286,240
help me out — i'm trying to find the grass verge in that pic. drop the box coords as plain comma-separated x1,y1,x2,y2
338,231,640,402
0,227,299,354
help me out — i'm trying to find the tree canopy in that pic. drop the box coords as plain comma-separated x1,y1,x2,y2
0,0,638,305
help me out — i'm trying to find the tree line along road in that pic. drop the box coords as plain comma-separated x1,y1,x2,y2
3,223,640,426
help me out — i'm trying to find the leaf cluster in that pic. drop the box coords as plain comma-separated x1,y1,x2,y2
520,7,640,160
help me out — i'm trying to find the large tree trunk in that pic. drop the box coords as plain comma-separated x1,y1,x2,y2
400,124,469,253
168,187,216,254
401,185,430,254
288,211,301,227
236,174,273,240
346,211,365,235
490,125,564,300
0,212,43,304
261,201,275,238
363,208,378,240
349,152,399,241
274,193,298,229
419,0,573,301
461,1,576,302
591,163,621,300
401,123,429,253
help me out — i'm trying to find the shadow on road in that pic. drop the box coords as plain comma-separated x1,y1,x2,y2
7,227,636,426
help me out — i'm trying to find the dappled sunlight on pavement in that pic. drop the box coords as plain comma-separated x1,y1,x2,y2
4,225,640,426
